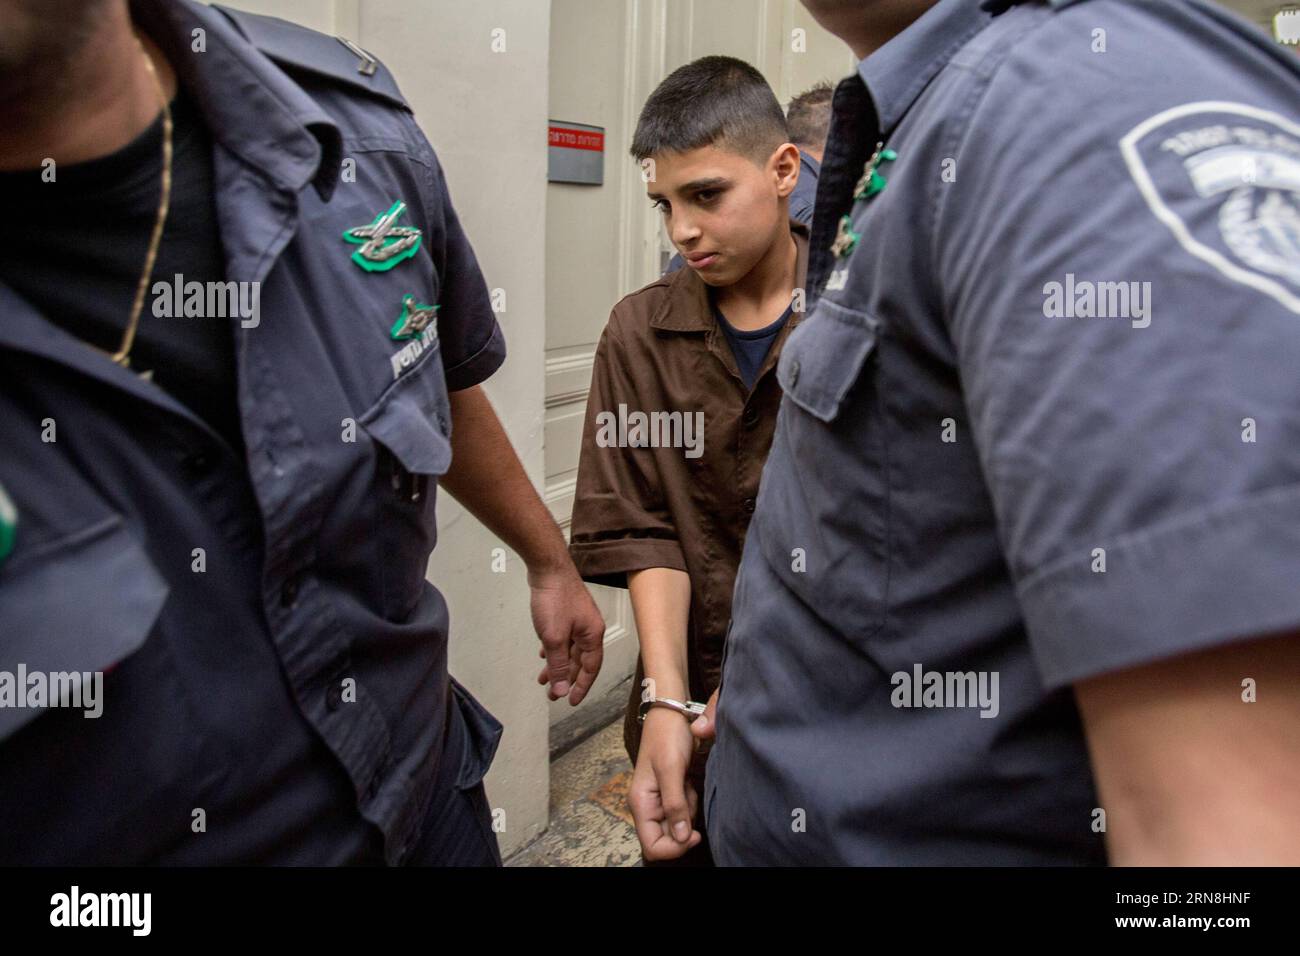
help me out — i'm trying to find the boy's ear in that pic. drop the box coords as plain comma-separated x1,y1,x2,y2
769,142,802,199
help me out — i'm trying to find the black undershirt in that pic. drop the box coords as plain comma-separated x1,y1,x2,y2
0,89,242,453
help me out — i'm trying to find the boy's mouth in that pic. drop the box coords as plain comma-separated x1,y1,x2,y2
684,252,719,270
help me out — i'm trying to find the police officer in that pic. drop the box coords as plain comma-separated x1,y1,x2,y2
693,0,1300,864
0,0,604,864
783,81,833,225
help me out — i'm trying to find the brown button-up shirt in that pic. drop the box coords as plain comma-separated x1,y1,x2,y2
569,220,809,777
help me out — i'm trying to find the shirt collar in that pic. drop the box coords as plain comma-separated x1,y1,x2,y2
651,220,810,332
856,0,994,135
130,0,342,201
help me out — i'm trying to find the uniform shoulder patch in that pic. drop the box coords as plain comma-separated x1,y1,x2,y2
212,4,410,111
1120,101,1300,314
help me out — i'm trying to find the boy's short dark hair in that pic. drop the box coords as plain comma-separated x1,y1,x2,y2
786,81,834,151
630,55,789,165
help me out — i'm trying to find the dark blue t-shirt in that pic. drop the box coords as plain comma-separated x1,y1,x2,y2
714,302,792,390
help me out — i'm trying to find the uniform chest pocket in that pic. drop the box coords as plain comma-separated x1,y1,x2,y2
359,341,454,622
0,514,229,862
756,297,890,642
0,515,166,744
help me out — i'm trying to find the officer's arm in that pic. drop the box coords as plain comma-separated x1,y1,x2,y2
1074,631,1300,865
440,384,606,705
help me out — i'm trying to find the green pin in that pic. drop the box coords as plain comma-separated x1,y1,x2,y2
854,144,898,201
343,200,423,272
391,294,440,340
831,214,861,259
0,482,16,565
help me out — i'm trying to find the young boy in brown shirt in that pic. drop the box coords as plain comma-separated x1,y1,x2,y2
568,56,809,865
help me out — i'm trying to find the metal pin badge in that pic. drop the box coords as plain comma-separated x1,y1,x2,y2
831,214,861,259
854,142,898,201
0,482,17,565
343,200,423,272
391,294,440,341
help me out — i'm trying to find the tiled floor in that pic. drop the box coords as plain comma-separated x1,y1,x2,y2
505,719,642,867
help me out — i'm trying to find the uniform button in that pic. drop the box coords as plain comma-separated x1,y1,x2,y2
182,450,215,477
742,405,759,427
788,359,800,387
280,574,302,608
742,497,756,514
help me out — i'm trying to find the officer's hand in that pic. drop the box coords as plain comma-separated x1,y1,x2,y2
689,687,720,742
528,565,605,705
629,708,702,860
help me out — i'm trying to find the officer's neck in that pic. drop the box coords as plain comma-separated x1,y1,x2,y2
0,8,178,172
821,0,937,59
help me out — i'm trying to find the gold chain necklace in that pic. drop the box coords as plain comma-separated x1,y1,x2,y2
101,35,173,369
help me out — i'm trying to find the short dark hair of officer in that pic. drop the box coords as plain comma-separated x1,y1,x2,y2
785,81,834,152
629,55,790,165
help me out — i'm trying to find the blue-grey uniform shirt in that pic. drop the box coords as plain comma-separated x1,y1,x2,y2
0,1,505,864
788,150,822,227
705,0,1300,864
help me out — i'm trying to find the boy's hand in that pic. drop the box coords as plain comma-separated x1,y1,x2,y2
629,708,702,860
528,565,605,705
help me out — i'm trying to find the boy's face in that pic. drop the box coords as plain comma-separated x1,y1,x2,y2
646,141,800,287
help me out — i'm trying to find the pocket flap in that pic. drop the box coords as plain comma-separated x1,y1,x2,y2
0,515,169,741
777,298,879,423
360,388,453,477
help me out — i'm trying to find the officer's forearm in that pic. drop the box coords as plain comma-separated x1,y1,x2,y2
628,567,692,702
440,384,572,578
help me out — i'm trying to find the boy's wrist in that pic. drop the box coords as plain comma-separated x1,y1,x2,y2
638,695,707,724
640,705,699,743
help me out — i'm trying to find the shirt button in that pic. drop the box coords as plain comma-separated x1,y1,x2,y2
788,359,800,387
182,450,215,477
742,497,756,514
742,405,759,427
280,574,302,608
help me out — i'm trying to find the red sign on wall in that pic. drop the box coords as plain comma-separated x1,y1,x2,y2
549,125,605,152
548,120,605,185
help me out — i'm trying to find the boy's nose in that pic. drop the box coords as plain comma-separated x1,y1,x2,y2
671,217,702,249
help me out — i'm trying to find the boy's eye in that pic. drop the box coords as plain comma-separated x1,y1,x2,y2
696,189,719,203
651,199,669,213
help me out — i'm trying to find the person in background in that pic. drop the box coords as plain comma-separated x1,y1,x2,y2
783,80,834,224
